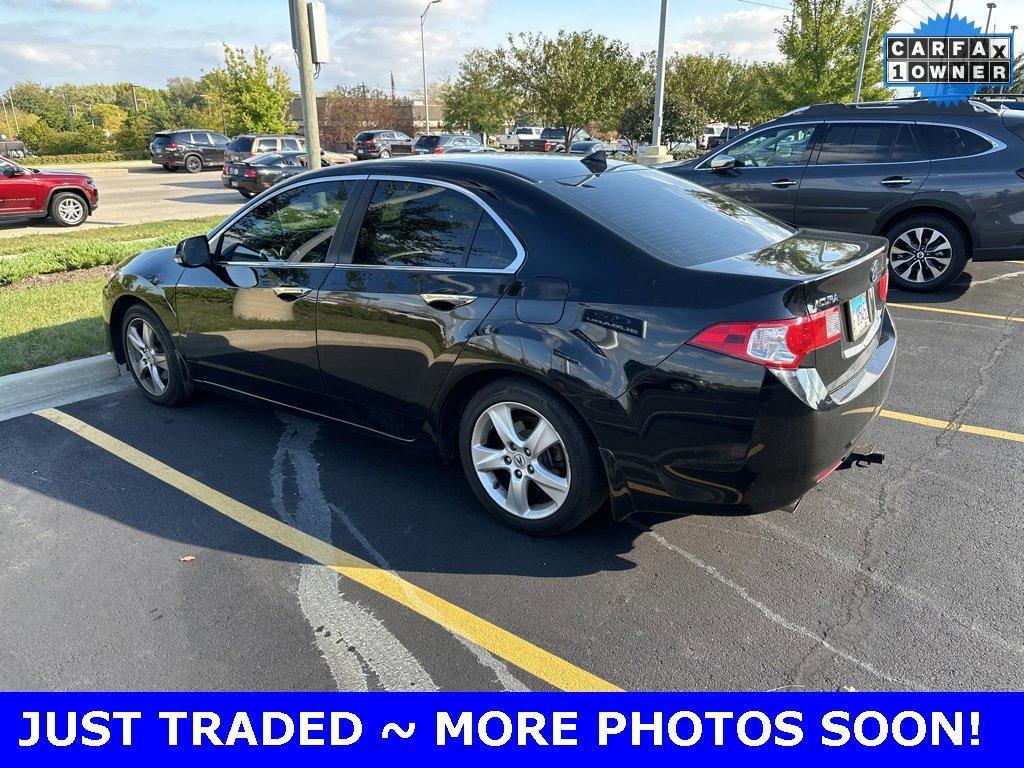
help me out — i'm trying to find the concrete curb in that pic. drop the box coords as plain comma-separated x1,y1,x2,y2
0,353,133,422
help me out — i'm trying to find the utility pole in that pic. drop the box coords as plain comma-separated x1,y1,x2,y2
7,91,19,136
291,0,321,168
130,83,139,113
651,0,669,150
420,0,442,133
854,0,876,103
985,3,996,33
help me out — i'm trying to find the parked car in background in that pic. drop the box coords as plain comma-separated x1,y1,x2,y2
0,155,98,227
150,130,230,173
706,126,746,150
105,153,894,535
661,99,1024,291
353,129,413,160
519,127,591,153
411,134,496,154
697,123,727,150
221,151,328,199
224,134,305,163
497,126,542,151
0,139,29,159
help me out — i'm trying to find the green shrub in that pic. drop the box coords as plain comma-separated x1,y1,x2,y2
28,151,150,165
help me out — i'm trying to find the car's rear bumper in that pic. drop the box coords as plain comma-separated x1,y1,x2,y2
586,309,897,518
222,175,259,194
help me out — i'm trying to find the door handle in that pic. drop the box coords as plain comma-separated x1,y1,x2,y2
770,178,798,188
420,293,476,309
272,285,312,300
881,176,913,186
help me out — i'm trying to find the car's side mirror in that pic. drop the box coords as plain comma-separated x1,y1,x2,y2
175,235,212,268
709,154,736,171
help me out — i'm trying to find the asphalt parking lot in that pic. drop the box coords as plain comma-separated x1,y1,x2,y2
0,162,239,238
1,259,1022,692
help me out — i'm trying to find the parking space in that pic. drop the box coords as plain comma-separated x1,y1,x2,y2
1,259,1022,692
0,162,239,238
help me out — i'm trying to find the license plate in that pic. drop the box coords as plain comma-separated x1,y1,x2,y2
848,291,872,340
229,179,237,187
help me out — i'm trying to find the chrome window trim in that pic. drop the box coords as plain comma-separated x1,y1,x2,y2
695,118,1006,171
335,173,526,274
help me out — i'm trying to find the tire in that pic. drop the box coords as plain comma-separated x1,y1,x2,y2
48,191,88,227
458,378,606,535
121,304,190,406
379,149,391,159
165,164,178,172
184,154,203,174
885,214,968,292
161,163,171,171
239,190,255,199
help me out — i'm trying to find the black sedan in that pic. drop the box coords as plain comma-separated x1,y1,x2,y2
103,154,895,535
221,151,321,199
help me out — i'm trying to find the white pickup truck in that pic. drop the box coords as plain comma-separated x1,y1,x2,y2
497,126,542,151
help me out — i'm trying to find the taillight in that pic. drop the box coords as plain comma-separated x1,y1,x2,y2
877,269,889,302
544,142,553,152
366,138,376,146
432,146,444,154
243,168,257,178
689,307,843,370
166,143,178,150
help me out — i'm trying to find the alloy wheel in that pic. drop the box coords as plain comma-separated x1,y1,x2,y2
889,227,952,284
470,402,571,520
125,317,170,396
185,155,202,173
56,197,85,224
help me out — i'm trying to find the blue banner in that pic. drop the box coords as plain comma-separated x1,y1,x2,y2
1,693,1019,766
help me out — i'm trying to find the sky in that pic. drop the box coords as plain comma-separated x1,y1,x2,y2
0,0,1020,94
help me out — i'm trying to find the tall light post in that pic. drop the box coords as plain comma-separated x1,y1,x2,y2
854,0,876,103
420,0,442,133
985,2,996,33
651,0,669,150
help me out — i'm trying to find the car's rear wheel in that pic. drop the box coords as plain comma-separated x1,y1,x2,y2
239,190,255,199
161,163,171,171
458,379,606,535
122,304,189,406
885,215,967,292
165,164,178,172
49,192,88,227
184,154,203,173
379,149,391,159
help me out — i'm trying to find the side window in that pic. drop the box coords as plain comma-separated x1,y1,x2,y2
890,124,923,162
467,217,517,270
282,137,300,150
218,180,355,265
177,132,195,144
354,180,483,268
816,122,899,164
211,133,229,146
726,124,815,168
256,137,278,152
917,124,993,159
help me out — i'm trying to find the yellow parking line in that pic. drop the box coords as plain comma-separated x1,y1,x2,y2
881,409,1024,444
888,302,1024,323
36,407,620,693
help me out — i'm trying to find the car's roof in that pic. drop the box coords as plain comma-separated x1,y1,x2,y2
778,99,1001,120
323,152,634,182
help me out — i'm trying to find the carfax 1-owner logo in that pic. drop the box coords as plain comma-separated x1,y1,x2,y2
884,13,1015,103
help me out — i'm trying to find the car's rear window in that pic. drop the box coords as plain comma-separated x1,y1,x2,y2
355,132,377,142
227,136,254,152
543,166,793,267
414,135,440,149
541,128,565,140
151,134,174,145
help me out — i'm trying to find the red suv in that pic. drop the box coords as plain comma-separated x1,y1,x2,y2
0,155,98,227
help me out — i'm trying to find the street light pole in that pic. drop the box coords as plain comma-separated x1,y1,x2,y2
985,3,996,33
291,0,321,169
651,0,669,150
854,0,876,103
420,0,442,134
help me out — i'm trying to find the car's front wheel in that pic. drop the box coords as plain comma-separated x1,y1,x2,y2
379,149,391,159
122,304,190,406
458,379,606,535
184,154,203,173
49,192,88,227
885,215,968,292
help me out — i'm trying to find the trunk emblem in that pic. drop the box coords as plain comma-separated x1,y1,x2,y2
807,294,838,313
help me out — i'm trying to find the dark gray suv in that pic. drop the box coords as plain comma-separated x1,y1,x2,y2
662,100,1024,291
150,129,229,173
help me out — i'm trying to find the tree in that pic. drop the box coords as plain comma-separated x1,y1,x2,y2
319,85,413,147
618,94,709,147
496,31,643,145
87,103,127,134
443,48,512,137
772,0,900,110
217,46,295,135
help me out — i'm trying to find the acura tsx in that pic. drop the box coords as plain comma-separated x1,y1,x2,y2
103,153,896,535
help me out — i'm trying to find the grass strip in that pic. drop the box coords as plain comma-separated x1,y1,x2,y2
0,216,222,286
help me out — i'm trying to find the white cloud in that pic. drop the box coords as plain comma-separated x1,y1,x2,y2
670,7,787,62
